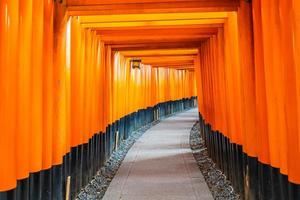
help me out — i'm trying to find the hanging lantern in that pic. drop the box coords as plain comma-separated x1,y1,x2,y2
130,58,142,69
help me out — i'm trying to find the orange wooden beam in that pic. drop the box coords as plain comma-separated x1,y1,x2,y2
120,49,199,57
96,27,218,36
67,1,239,16
67,0,238,6
80,19,225,29
78,12,229,23
109,42,204,51
92,23,223,31
150,62,194,67
101,35,210,44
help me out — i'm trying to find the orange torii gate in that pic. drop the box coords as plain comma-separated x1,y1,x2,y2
0,0,300,199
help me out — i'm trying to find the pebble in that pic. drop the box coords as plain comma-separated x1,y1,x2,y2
190,122,240,200
76,120,160,200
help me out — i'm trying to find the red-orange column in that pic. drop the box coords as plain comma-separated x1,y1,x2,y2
30,0,44,172
16,0,32,180
216,28,228,136
0,0,18,191
224,13,243,145
252,0,270,165
42,0,54,170
195,53,204,115
261,0,286,171
237,1,257,157
52,5,67,164
295,0,300,165
280,1,300,184
70,17,83,147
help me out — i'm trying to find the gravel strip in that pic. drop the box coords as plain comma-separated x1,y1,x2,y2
190,122,240,200
76,109,194,200
76,120,160,200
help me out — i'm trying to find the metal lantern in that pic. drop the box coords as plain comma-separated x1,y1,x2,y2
130,58,142,69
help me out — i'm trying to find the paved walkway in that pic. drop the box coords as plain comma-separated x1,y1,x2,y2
103,109,213,200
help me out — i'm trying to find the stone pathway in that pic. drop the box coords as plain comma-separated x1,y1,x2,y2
103,109,213,200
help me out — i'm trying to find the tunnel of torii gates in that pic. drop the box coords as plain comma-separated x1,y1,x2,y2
0,0,300,199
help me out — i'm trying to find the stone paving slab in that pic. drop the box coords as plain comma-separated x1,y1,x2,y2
103,109,213,200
